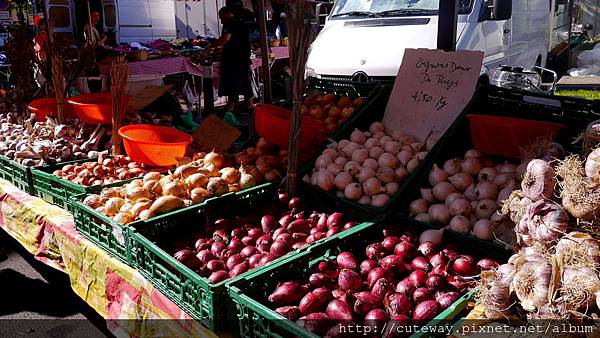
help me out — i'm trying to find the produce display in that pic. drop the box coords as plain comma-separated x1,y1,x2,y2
52,154,163,186
82,151,261,224
407,148,524,243
266,226,499,336
305,122,437,207
301,93,364,135
0,114,107,166
232,137,288,181
478,143,600,321
170,194,358,283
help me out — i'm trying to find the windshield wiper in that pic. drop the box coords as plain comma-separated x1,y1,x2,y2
376,8,437,16
331,11,381,18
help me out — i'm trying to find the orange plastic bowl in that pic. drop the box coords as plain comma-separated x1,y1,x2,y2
28,97,76,122
68,93,128,125
118,125,193,166
254,103,326,149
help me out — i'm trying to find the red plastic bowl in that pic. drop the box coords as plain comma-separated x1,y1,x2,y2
68,93,128,125
467,114,565,159
28,97,76,122
118,125,193,166
254,103,326,149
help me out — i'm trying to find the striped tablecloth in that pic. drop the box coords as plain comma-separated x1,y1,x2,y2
0,180,218,338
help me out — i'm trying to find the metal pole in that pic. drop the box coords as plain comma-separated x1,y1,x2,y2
185,0,190,39
437,0,459,51
256,0,272,103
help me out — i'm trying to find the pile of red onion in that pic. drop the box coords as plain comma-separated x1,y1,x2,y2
267,227,499,336
171,194,357,283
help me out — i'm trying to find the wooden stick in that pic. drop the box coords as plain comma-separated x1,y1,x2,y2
51,54,65,123
110,60,128,155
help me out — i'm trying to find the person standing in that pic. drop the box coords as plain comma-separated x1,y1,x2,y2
84,10,107,47
205,7,253,111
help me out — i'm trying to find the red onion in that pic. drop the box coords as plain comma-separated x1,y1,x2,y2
248,254,263,268
338,269,362,292
229,261,249,277
418,242,439,258
231,228,246,239
248,227,262,239
268,281,309,305
364,309,389,325
296,313,331,336
317,214,328,230
275,306,301,321
382,315,411,338
208,270,229,283
436,291,460,309
227,238,244,253
206,260,226,272
319,260,336,272
259,254,277,266
384,293,412,316
326,227,340,237
261,215,277,234
382,236,401,252
326,299,354,321
353,292,381,315
477,258,500,271
299,287,333,315
380,255,406,273
324,321,359,338
256,235,272,253
292,242,306,251
306,232,327,244
309,273,335,289
288,197,302,210
195,238,209,252
442,247,460,260
327,212,344,228
394,242,417,261
366,243,386,260
413,300,440,321
396,278,417,295
426,274,447,290
210,242,227,256
174,249,201,270
292,232,308,242
274,233,293,244
367,267,392,288
240,246,258,258
453,255,478,276
383,226,401,237
360,259,380,276
446,275,468,291
343,222,357,230
371,278,394,300
272,228,289,240
429,252,448,268
196,250,216,264
288,219,309,233
241,236,255,246
331,289,346,299
279,215,294,227
277,192,290,205
410,256,432,272
212,229,228,242
226,254,245,270
413,287,434,303
336,252,358,270
408,270,428,287
399,232,418,244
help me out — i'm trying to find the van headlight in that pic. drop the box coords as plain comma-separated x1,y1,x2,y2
305,67,317,80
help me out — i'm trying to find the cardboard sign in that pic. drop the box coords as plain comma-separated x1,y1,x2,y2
128,85,173,111
192,115,241,151
383,49,483,141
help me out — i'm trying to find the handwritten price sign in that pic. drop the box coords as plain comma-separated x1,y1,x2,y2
383,49,483,141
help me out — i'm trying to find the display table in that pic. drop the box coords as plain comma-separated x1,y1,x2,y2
0,179,218,338
100,56,204,77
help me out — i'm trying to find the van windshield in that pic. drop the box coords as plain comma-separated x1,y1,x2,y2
331,0,473,18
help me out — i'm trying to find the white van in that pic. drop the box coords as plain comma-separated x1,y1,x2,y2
305,0,551,83
45,0,177,44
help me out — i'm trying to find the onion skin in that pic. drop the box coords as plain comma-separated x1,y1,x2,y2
296,313,332,335
394,242,417,261
384,293,412,316
339,269,362,292
477,258,500,271
299,288,333,315
396,278,417,295
360,259,380,276
408,270,428,287
337,252,358,270
268,281,309,305
371,278,395,301
411,257,432,272
380,255,407,273
309,273,335,289
413,300,441,321
208,270,229,283
353,292,381,315
367,267,393,288
275,306,302,321
365,243,386,260
453,255,479,276
413,287,435,303
326,299,354,321
436,291,460,310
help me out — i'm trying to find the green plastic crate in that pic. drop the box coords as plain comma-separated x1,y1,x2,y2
0,155,34,194
227,215,510,338
299,85,470,217
128,184,373,332
70,182,276,263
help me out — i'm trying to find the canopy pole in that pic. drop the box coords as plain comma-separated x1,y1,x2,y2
256,0,272,103
437,0,459,51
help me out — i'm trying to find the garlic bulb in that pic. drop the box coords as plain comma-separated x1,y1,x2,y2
521,159,555,201
585,147,600,181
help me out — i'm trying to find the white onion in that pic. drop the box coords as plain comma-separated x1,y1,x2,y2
364,138,380,149
391,130,404,141
461,158,482,175
377,167,396,184
395,167,409,181
493,173,514,188
445,192,463,206
432,182,457,201
407,158,420,173
363,158,379,170
473,219,494,240
357,167,376,183
378,153,398,169
475,199,497,219
373,131,386,139
478,167,498,182
428,204,451,225
369,147,385,159
475,181,499,200
334,156,349,166
380,136,393,145
448,173,474,191
425,137,437,151
428,164,448,186
449,198,472,216
363,177,383,196
337,140,350,150
409,199,429,216
464,149,482,159
342,142,362,158
464,184,477,201
420,188,435,203
443,158,462,176
316,169,335,191
322,149,338,158
449,215,471,233
369,122,385,134
315,155,333,169
371,194,390,207
411,142,424,153
397,150,413,166
419,228,444,244
498,162,517,174
326,162,342,176
344,161,361,176
350,129,367,144
358,195,371,205
334,172,353,190
384,141,401,155
415,213,431,223
417,152,428,161
385,182,400,195
344,183,362,200
351,149,369,163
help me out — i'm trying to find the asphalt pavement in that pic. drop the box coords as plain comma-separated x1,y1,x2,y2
0,230,111,338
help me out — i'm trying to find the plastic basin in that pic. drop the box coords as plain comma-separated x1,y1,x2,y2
467,114,565,159
28,97,76,121
68,93,128,124
118,125,193,166
254,103,326,149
